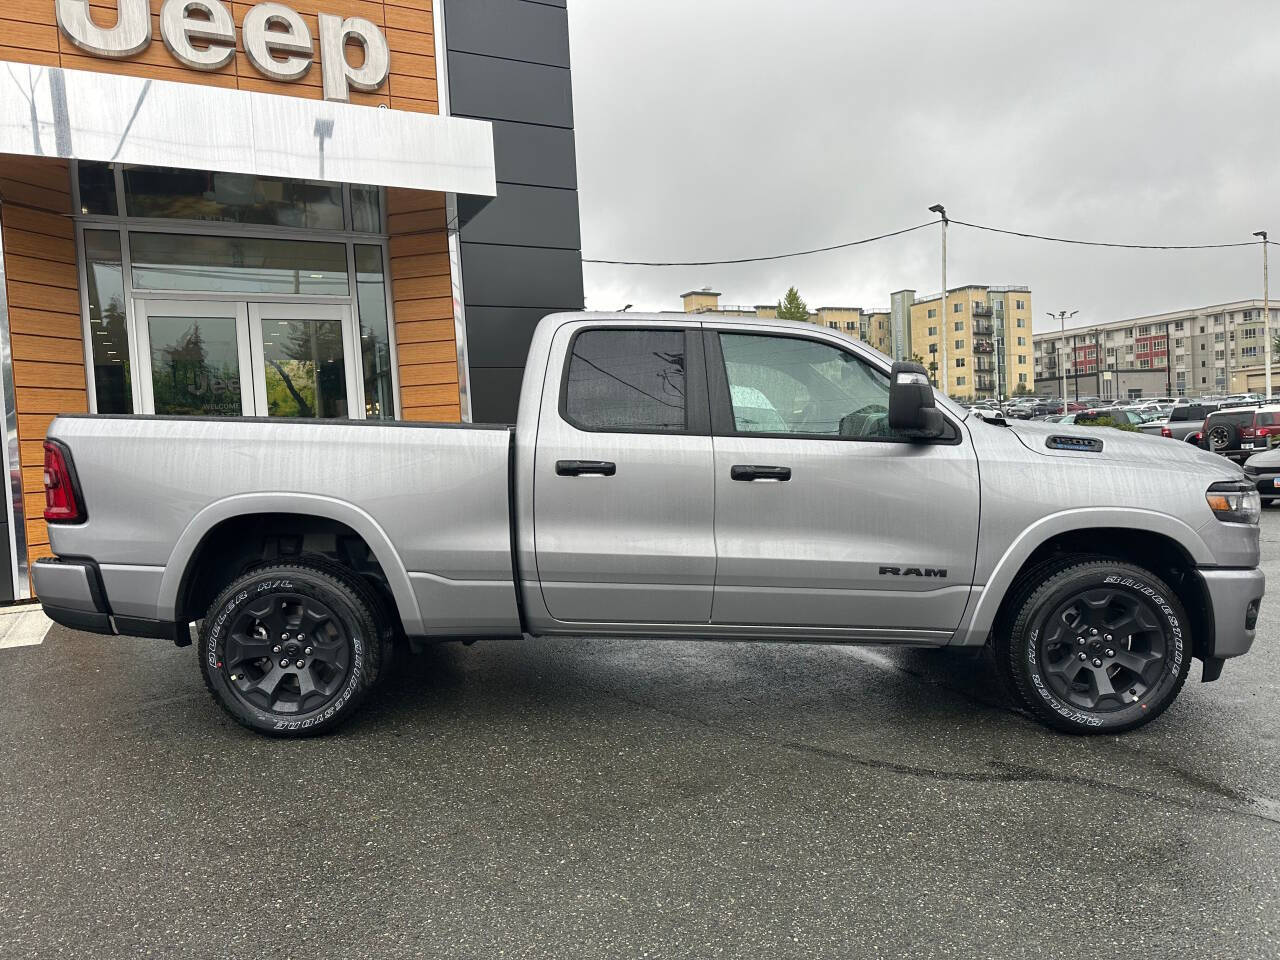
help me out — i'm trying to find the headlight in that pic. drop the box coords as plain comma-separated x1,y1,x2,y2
1206,480,1261,524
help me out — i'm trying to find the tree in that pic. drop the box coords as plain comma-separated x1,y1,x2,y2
776,286,809,324
1013,382,1033,396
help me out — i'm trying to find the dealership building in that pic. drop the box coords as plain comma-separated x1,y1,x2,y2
0,0,583,601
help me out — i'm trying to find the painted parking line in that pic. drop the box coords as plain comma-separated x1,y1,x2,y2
0,607,53,649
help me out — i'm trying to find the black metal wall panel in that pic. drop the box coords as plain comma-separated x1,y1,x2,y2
446,0,583,421
445,0,570,67
457,183,580,249
461,243,584,309
490,120,577,189
448,53,574,129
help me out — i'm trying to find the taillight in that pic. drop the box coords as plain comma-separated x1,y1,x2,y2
43,440,84,523
1161,427,1172,438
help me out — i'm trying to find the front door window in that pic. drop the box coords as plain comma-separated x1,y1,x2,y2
253,305,358,419
135,301,254,416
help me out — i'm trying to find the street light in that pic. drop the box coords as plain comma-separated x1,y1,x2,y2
1047,309,1078,412
1255,231,1270,399
929,204,948,396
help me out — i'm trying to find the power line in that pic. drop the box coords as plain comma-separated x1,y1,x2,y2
950,218,1263,251
581,221,937,266
581,217,1268,267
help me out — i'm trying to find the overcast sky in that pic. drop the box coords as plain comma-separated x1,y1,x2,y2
567,0,1280,333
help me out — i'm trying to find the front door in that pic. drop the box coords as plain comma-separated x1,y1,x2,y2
134,300,255,415
532,324,717,624
134,300,359,418
248,303,360,419
705,328,980,639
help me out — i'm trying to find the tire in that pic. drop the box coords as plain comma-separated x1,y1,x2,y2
199,562,387,737
996,559,1191,734
1207,422,1237,452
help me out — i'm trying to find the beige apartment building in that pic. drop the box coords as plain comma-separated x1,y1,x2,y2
1032,299,1280,400
678,286,1031,401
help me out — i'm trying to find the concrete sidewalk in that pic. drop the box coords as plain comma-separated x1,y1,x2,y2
0,604,51,649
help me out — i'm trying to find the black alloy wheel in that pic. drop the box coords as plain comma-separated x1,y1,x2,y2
1208,423,1235,451
1037,587,1166,711
997,558,1191,734
222,592,351,717
200,562,387,736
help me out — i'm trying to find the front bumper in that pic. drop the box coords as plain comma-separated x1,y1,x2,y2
31,558,113,634
1196,567,1265,659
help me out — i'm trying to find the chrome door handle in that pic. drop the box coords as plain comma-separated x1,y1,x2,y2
730,464,791,482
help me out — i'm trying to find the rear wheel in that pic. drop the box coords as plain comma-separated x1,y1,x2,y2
997,559,1191,734
199,563,386,736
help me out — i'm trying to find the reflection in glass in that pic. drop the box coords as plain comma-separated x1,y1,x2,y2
263,320,348,419
78,162,118,216
351,185,382,233
84,230,131,413
122,166,345,229
148,315,244,416
355,246,394,420
130,233,349,296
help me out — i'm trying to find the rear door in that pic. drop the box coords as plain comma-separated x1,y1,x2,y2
532,324,717,623
705,327,980,638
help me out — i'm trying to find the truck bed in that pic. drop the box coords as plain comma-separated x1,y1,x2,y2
43,415,521,637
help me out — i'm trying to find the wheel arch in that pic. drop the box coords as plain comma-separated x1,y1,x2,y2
958,509,1214,656
158,494,423,635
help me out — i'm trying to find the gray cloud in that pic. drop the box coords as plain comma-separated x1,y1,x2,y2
568,0,1280,331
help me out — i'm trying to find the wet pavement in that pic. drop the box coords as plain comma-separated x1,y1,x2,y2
2,522,1279,959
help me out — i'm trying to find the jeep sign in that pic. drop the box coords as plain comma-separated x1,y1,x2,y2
54,0,391,104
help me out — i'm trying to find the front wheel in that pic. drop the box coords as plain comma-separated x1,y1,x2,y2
997,559,1191,734
199,563,387,736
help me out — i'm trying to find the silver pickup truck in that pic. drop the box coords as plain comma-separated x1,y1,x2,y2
33,313,1264,737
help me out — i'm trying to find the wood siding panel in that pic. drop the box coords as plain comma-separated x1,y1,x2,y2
388,184,458,420
0,158,82,588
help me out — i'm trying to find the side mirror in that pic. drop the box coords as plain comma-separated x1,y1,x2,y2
887,361,945,439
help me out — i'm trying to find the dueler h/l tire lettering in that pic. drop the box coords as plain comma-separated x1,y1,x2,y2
199,562,387,737
997,558,1191,734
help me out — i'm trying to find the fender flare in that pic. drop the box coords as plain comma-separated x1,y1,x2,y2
155,492,424,634
955,507,1213,645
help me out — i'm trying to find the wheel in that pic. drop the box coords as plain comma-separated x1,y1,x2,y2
199,562,387,736
1207,422,1237,452
997,559,1191,734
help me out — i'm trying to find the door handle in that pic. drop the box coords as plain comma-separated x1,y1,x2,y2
730,464,792,482
556,459,617,477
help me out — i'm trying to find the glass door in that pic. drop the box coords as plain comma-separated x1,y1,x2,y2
133,300,255,416
248,303,360,419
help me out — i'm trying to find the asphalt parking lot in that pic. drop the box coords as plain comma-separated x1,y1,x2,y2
2,527,1279,959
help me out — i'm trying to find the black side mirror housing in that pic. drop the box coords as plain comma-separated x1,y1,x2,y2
887,360,945,439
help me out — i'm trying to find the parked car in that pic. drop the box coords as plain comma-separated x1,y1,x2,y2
31,312,1263,738
1057,409,1145,427
1198,406,1280,463
1140,402,1219,441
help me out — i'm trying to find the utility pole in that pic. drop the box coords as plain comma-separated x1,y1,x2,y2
929,204,948,396
1256,231,1270,398
1047,309,1078,412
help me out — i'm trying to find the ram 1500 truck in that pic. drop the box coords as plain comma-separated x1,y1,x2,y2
33,313,1265,737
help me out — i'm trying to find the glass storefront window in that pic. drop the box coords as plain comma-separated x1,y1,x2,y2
262,319,349,419
351,185,382,233
121,166,345,230
147,314,245,416
355,245,395,420
83,230,131,413
130,233,349,296
78,163,118,216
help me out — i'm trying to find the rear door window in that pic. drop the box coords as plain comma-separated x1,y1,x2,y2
563,329,688,433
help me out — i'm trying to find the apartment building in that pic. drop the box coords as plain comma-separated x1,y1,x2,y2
1032,299,1280,400
678,286,1031,400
